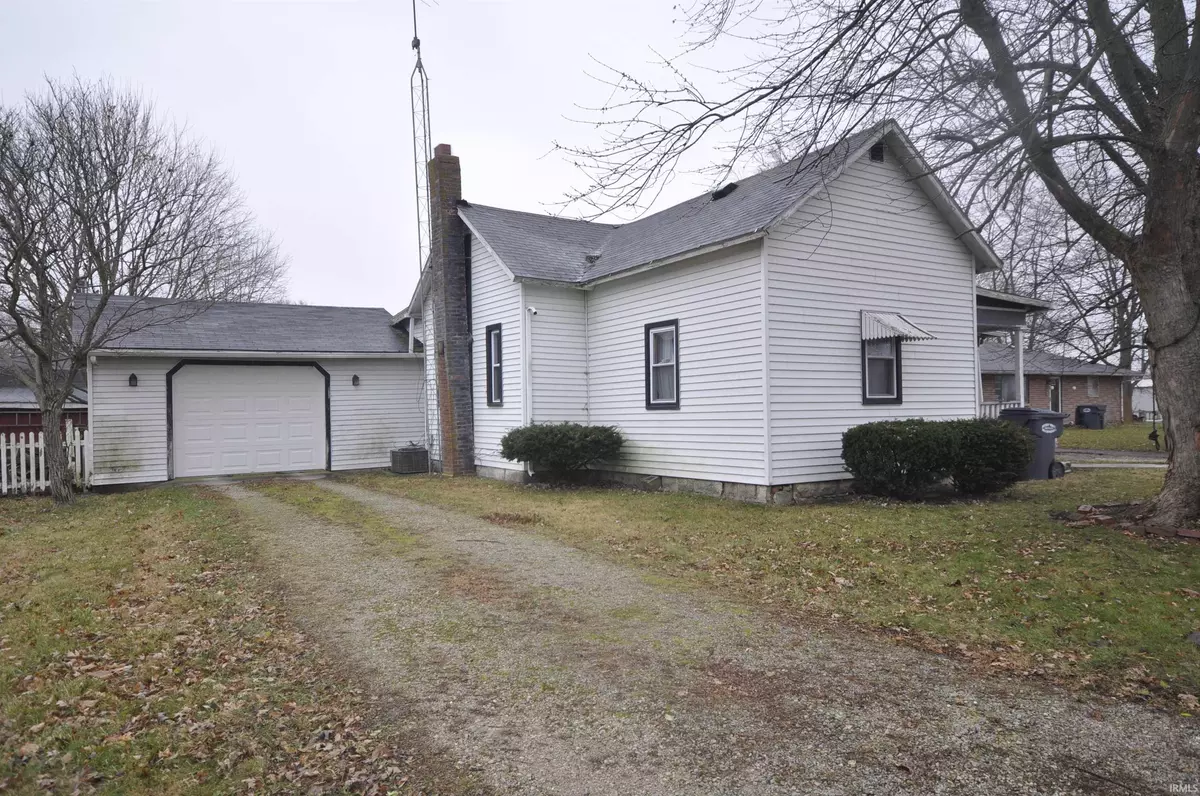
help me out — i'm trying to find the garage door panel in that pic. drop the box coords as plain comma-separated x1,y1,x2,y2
173,365,325,478
257,423,282,440
288,421,315,439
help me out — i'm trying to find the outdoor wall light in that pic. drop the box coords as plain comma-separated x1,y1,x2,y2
352,374,360,386
128,373,138,387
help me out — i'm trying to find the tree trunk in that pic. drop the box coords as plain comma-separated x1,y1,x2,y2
41,406,74,505
1145,331,1200,525
1129,159,1200,527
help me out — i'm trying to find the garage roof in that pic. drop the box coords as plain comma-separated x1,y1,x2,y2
89,296,409,354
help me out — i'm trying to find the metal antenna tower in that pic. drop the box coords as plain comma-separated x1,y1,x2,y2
411,0,432,271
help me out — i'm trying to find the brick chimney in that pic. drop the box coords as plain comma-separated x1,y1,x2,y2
428,143,475,475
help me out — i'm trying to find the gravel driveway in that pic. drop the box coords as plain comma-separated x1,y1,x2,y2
220,478,1199,795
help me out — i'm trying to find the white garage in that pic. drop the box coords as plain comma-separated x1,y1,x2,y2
86,297,426,486
171,364,327,478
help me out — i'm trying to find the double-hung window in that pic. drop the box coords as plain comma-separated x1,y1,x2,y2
862,338,902,404
645,320,679,409
485,323,503,406
1087,375,1100,397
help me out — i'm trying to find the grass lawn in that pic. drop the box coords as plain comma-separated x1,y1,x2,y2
343,469,1200,708
1060,421,1164,452
0,489,483,795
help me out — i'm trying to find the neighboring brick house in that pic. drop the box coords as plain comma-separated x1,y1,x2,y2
0,370,88,437
978,342,1136,424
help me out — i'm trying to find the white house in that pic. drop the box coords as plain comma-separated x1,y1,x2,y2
83,120,1039,503
402,120,1016,503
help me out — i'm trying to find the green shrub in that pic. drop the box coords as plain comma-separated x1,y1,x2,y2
842,418,1035,498
841,419,955,498
945,418,1033,495
500,422,625,478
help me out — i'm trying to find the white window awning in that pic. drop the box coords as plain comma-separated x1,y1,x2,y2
861,311,937,342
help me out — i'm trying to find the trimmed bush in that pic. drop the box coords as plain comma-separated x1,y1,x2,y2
945,418,1033,495
841,419,955,498
500,422,624,478
842,417,1035,498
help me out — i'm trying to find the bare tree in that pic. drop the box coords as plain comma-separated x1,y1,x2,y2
0,78,288,502
561,0,1200,526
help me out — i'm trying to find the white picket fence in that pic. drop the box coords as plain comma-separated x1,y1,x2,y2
0,423,91,496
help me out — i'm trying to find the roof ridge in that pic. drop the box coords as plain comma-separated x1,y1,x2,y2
462,202,619,229
92,294,392,313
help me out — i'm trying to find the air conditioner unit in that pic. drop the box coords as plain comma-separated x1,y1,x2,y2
390,445,429,475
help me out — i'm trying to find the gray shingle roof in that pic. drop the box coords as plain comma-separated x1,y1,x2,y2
89,296,408,354
460,123,888,284
461,206,615,283
979,342,1135,377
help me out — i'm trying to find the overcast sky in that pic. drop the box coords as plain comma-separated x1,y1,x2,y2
0,1,741,310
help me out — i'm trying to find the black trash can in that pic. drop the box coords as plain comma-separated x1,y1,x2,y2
999,407,1069,480
1075,404,1107,430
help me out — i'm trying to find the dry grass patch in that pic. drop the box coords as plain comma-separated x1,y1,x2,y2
439,565,516,604
0,488,486,795
479,512,541,528
343,469,1200,708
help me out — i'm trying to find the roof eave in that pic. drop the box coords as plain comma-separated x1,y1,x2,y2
975,286,1054,312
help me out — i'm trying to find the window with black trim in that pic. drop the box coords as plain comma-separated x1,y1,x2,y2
862,338,902,404
645,320,679,409
485,324,503,406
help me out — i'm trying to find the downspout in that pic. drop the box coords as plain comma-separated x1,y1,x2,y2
521,284,536,476
971,258,981,416
583,290,590,423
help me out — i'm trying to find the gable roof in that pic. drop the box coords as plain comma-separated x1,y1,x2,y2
89,296,409,354
978,342,1136,377
457,120,1001,286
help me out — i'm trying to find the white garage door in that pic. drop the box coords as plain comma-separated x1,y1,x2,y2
172,364,326,478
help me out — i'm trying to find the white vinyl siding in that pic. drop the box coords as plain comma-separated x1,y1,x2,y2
523,283,588,423
766,148,978,483
89,357,173,486
470,243,523,470
324,359,425,470
587,241,766,483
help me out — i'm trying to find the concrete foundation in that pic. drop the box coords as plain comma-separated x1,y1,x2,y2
476,464,530,483
448,462,852,505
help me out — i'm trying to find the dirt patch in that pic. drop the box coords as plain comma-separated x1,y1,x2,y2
439,563,518,603
1055,501,1200,542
